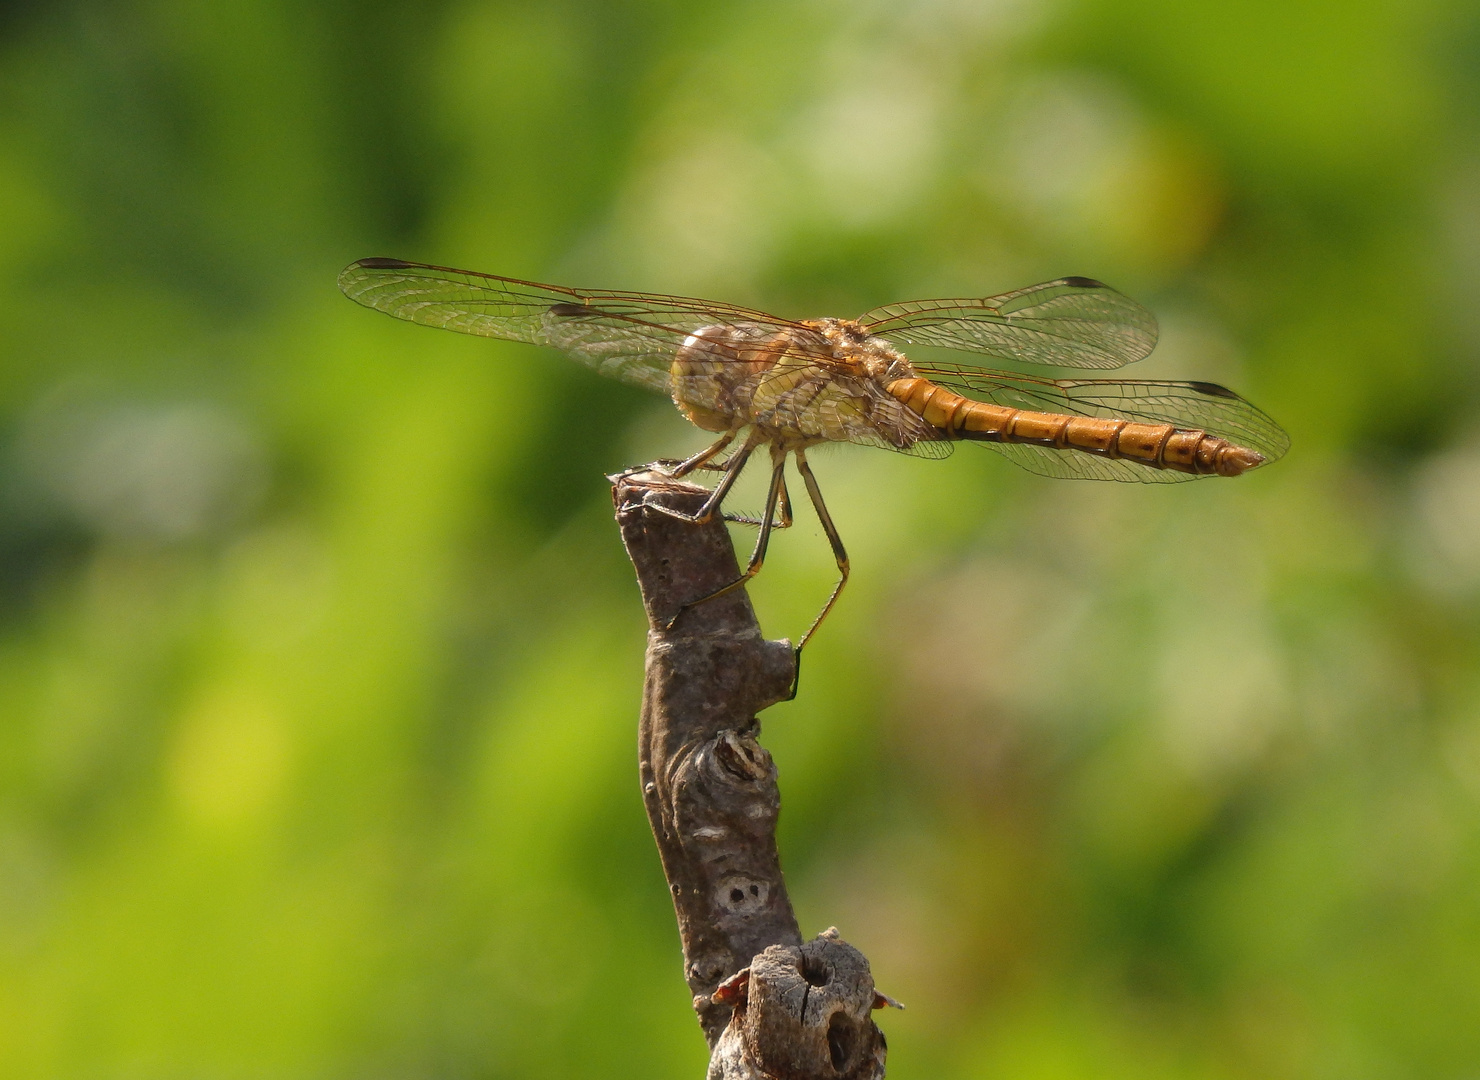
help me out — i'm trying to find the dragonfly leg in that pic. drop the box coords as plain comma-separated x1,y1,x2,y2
694,441,754,474
646,432,760,526
724,473,793,529
660,445,787,631
793,447,849,654
662,431,737,480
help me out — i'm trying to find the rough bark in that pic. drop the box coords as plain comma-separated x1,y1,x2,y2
611,468,890,1080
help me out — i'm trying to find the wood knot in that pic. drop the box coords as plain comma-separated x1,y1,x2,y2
714,730,773,783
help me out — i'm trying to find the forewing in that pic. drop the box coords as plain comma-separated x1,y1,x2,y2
338,258,806,394
920,363,1289,483
859,277,1158,370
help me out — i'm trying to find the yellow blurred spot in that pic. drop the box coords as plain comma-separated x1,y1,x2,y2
170,687,290,829
219,524,334,649
991,72,1225,275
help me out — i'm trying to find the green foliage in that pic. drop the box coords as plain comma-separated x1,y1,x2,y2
0,0,1477,1076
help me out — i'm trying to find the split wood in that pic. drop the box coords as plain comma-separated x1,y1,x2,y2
611,468,893,1080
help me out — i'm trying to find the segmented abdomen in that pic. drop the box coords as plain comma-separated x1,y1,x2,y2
886,377,1265,476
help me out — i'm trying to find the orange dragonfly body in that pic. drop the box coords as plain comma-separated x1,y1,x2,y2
339,258,1287,648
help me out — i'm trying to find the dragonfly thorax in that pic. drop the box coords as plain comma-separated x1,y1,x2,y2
806,318,915,384
669,320,919,441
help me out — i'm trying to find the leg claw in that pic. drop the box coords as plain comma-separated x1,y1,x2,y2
785,645,802,701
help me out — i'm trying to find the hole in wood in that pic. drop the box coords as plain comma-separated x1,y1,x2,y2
799,954,831,987
716,874,767,915
827,1012,855,1073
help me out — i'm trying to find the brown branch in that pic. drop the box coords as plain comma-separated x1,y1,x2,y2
611,468,890,1080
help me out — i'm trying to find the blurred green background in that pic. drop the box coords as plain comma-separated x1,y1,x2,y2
1,0,1478,1076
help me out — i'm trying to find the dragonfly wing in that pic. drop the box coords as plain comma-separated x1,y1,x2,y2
859,278,1158,370
538,311,687,394
338,258,806,394
855,424,957,459
984,438,1191,482
800,385,957,460
920,364,1289,483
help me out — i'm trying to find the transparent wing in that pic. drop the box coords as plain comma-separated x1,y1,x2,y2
919,363,1290,483
338,258,814,394
846,421,956,459
859,277,1158,370
781,381,956,460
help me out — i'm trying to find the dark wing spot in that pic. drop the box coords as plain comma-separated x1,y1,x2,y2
1060,276,1106,289
1187,381,1238,399
548,302,590,317
354,257,416,269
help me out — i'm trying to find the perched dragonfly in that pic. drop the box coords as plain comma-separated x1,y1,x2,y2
339,258,1287,649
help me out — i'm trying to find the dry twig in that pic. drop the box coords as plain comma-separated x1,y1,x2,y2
612,469,891,1080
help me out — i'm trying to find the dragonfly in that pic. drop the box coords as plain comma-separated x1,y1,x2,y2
339,258,1288,652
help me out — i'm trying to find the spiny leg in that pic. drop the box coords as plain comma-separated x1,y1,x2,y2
724,473,792,529
646,431,761,526
704,427,791,527
695,441,757,473
663,430,737,480
793,447,849,653
661,444,787,630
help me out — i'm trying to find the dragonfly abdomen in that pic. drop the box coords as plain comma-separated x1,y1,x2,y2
886,377,1265,477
